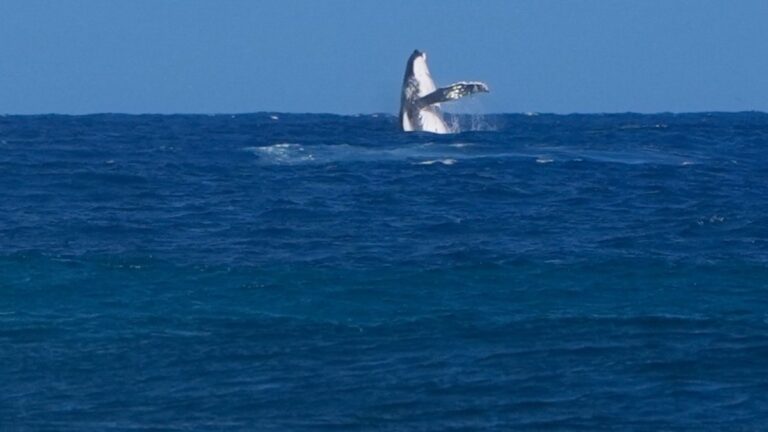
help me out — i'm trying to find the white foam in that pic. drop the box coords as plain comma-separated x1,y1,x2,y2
245,142,533,166
247,143,315,164
416,158,457,166
270,115,279,120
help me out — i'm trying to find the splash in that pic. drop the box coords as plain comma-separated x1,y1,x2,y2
442,113,496,133
441,90,497,133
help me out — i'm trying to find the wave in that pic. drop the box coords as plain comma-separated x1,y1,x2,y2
245,143,475,166
244,142,699,167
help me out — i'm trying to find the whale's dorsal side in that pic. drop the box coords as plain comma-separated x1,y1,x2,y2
399,50,489,134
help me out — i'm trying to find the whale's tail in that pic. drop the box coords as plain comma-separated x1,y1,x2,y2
417,81,490,108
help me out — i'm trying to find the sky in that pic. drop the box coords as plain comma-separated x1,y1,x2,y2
1,0,767,114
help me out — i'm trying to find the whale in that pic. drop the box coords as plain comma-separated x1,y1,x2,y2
399,50,489,134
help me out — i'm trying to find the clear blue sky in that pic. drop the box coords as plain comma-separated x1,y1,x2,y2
1,0,766,114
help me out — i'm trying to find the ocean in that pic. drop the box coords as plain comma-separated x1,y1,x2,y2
2,112,768,430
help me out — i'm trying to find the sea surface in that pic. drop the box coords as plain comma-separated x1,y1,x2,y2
2,112,768,431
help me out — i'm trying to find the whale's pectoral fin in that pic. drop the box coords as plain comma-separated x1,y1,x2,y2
417,81,489,108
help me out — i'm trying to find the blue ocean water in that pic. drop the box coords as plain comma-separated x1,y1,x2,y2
2,112,768,430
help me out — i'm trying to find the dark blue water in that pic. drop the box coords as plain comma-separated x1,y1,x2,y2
2,112,768,430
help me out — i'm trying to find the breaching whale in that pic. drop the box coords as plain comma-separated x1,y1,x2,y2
399,50,489,134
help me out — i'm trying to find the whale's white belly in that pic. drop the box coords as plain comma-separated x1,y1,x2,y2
419,109,449,134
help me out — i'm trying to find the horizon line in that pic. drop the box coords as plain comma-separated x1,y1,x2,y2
2,110,767,117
